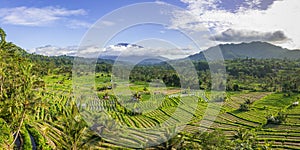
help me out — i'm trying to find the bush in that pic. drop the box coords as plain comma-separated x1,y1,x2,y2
96,86,107,91
245,99,252,104
239,99,252,111
240,103,250,111
233,84,239,91
266,111,287,124
143,87,148,91
0,118,13,148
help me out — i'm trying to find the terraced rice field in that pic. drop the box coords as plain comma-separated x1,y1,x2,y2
186,92,300,149
83,88,300,149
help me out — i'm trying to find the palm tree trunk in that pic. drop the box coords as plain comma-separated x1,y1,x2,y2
10,110,26,147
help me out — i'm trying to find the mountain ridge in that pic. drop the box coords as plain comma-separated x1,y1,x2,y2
188,41,300,60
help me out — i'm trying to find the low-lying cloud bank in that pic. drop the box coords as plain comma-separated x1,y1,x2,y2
210,29,289,43
29,43,194,59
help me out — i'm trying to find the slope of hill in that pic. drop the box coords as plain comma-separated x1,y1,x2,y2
188,41,300,60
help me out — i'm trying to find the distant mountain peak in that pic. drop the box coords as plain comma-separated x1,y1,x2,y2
188,42,300,60
114,43,144,48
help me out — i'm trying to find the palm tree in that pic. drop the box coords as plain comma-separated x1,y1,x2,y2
0,28,6,47
34,95,102,149
132,92,141,101
0,43,44,149
233,128,257,149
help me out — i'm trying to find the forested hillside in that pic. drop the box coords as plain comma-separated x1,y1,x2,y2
189,41,300,60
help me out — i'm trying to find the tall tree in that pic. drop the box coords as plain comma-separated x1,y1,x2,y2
0,28,6,47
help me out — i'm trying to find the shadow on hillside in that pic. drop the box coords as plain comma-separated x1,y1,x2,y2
231,109,244,114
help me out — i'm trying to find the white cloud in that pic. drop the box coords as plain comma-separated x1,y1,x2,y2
211,29,289,43
29,43,200,59
34,45,107,57
101,43,192,59
91,20,116,29
100,20,115,26
30,45,78,56
244,0,262,9
154,0,168,5
173,0,300,49
68,20,92,29
159,30,166,34
181,0,220,13
0,6,88,27
77,46,103,57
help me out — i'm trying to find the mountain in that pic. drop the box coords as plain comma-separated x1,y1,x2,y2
99,55,169,65
99,43,169,65
188,41,300,60
114,43,144,48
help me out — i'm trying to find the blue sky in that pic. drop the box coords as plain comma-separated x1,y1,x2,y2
0,0,188,49
1,0,299,58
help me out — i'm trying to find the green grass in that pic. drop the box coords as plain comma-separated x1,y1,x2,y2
253,93,299,110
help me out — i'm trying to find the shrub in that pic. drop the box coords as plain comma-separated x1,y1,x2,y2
97,86,107,91
0,118,13,148
143,87,148,91
239,99,252,111
240,103,250,111
245,99,252,104
233,84,239,91
266,111,287,124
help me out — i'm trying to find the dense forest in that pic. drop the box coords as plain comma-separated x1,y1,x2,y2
1,28,300,149
101,58,300,93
